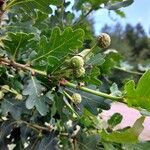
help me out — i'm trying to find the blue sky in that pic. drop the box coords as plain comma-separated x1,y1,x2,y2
92,0,150,35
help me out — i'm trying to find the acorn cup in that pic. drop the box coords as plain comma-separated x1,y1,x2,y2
97,33,111,48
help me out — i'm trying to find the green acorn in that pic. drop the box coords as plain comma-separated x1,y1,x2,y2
74,67,85,78
97,33,111,48
70,56,84,69
72,93,82,104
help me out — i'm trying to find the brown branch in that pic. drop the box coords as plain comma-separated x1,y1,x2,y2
18,120,52,133
0,58,47,76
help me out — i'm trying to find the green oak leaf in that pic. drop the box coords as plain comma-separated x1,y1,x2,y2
31,27,85,73
124,70,150,111
115,10,126,18
23,77,49,116
107,113,123,128
1,98,29,119
123,142,150,150
1,32,34,60
110,83,122,97
106,0,134,10
36,132,59,150
24,131,59,149
0,120,17,144
76,131,100,150
99,51,121,74
101,117,145,144
79,109,101,129
87,53,105,66
84,66,101,86
83,53,105,85
5,0,63,14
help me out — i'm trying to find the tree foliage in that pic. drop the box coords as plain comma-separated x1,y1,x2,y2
0,0,150,149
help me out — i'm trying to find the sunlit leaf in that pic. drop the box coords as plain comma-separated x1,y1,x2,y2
5,0,63,14
124,70,150,111
106,0,134,10
101,117,145,143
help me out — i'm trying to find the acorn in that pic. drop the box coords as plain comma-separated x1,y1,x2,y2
97,33,111,48
72,93,82,104
74,67,85,78
70,56,84,69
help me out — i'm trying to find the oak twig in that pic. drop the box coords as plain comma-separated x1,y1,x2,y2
60,79,123,102
0,58,47,76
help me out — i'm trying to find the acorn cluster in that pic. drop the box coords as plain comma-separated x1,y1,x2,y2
63,33,111,79
70,55,85,78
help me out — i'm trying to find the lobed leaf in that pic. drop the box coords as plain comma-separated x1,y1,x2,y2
124,70,150,111
107,113,123,128
1,98,29,119
87,53,105,66
32,27,85,73
76,131,100,150
23,77,49,116
101,117,145,144
1,32,34,60
5,0,63,14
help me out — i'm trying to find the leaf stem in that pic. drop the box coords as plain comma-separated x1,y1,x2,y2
114,66,143,76
60,79,123,101
63,91,80,118
83,42,98,59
